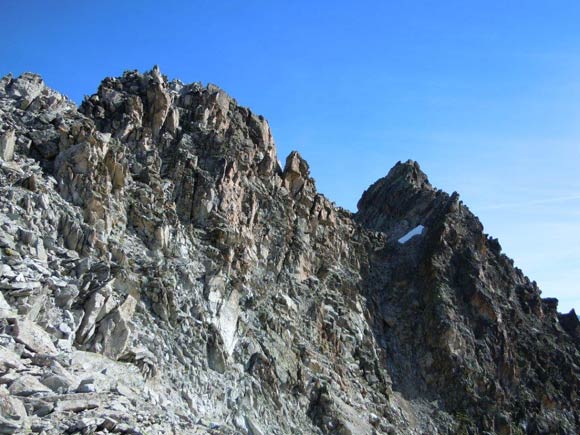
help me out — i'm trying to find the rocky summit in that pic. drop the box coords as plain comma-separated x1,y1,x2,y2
0,67,578,435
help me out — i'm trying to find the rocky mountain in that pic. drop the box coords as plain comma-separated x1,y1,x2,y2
0,67,578,435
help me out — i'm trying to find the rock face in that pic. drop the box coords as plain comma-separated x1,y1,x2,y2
0,68,578,434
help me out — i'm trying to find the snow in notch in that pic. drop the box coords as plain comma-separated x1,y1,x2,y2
398,225,425,244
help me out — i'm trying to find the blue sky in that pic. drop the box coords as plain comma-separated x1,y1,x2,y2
2,1,579,312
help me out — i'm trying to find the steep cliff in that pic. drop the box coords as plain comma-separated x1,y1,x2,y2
0,68,577,434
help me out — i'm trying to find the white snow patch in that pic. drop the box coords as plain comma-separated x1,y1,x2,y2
398,225,425,244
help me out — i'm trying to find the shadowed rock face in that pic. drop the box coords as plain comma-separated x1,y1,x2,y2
0,67,577,434
357,163,580,433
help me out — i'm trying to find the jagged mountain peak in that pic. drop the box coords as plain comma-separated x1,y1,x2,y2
355,159,443,240
385,159,432,190
0,69,578,435
1,71,76,114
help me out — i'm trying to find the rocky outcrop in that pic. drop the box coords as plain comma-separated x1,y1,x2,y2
359,162,580,432
0,68,578,434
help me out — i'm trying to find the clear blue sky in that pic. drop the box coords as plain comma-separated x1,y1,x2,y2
2,1,579,312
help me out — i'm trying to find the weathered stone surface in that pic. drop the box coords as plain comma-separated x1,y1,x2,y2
0,294,14,319
0,348,22,373
0,386,27,434
0,130,15,162
93,294,137,359
41,374,74,394
54,397,100,413
8,375,52,397
76,378,97,393
0,67,577,434
10,318,57,355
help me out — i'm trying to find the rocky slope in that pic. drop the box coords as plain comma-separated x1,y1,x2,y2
0,67,578,434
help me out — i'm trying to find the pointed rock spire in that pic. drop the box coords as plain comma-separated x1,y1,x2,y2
355,159,439,236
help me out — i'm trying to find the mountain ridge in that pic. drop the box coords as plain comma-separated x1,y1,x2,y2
0,67,578,434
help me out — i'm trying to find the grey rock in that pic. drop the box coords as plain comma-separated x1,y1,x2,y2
41,374,73,394
10,318,57,355
54,396,100,413
54,285,79,308
8,375,52,396
0,294,15,319
0,130,15,162
0,281,41,292
76,289,108,344
75,378,97,393
0,386,27,434
0,347,23,372
93,294,137,359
